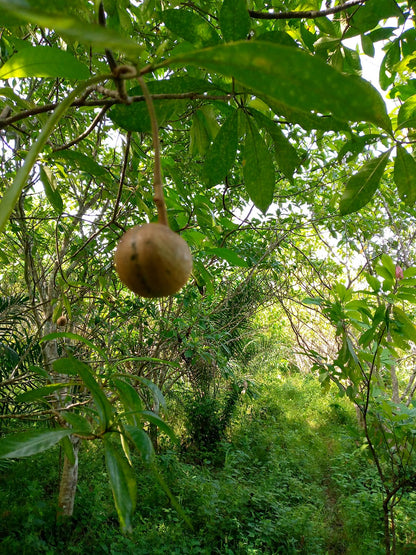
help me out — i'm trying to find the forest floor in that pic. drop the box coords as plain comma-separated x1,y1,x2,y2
1,372,413,554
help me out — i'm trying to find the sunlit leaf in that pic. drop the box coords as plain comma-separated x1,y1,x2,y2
203,109,239,186
220,0,250,42
394,145,416,206
163,9,220,48
0,46,89,79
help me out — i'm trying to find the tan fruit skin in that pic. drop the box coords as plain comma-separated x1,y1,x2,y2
57,316,67,327
114,223,193,297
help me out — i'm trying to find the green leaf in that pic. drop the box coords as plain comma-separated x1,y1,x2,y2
393,307,416,344
124,425,155,464
39,165,63,215
394,146,416,206
41,331,108,362
209,247,248,267
219,0,250,42
165,41,391,131
243,119,275,213
49,151,110,181
53,358,113,429
60,412,93,435
203,110,239,186
163,9,220,48
0,0,142,56
60,435,75,465
0,429,72,459
141,411,176,442
339,150,390,215
251,109,301,180
190,106,220,157
365,272,381,292
0,46,89,80
104,438,137,534
380,254,396,279
16,383,71,404
114,378,143,426
397,95,416,129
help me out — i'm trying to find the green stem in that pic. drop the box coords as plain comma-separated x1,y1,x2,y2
0,74,110,235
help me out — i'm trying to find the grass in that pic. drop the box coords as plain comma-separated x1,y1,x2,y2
1,370,415,554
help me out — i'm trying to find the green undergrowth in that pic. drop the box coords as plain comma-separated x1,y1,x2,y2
1,371,415,554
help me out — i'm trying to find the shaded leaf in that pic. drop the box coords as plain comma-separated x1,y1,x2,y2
243,119,275,213
124,425,155,464
104,438,137,534
163,9,220,48
0,429,72,459
394,146,416,206
397,94,416,129
49,151,110,181
166,41,391,131
0,45,89,79
209,247,248,267
114,378,143,426
339,150,391,215
220,0,250,42
141,411,176,442
16,383,71,403
203,109,239,186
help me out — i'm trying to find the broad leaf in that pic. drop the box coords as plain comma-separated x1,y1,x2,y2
220,0,250,42
0,429,72,459
39,165,63,215
104,438,137,534
0,46,89,80
165,41,392,132
397,95,416,129
339,151,391,215
203,110,239,186
243,119,275,213
0,0,142,56
394,146,416,206
209,247,248,267
163,9,220,48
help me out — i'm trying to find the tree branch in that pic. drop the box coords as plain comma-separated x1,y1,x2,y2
249,0,366,20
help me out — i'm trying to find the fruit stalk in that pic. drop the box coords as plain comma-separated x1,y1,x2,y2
137,75,168,227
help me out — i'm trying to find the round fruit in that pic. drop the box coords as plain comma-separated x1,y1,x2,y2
114,223,193,297
57,315,67,327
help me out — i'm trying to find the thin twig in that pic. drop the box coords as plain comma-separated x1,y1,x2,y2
249,0,367,20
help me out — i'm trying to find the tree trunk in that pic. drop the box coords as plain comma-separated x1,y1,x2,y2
58,436,80,518
383,498,391,555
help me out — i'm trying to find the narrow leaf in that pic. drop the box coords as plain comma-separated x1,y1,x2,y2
39,165,63,215
165,41,391,131
141,411,176,442
41,331,108,362
60,435,75,465
53,357,113,429
203,110,238,186
339,151,390,215
220,0,250,42
114,378,143,426
163,9,220,48
243,119,275,213
0,46,89,80
125,425,155,464
104,438,137,534
394,145,416,206
16,383,71,404
49,151,110,181
0,429,72,459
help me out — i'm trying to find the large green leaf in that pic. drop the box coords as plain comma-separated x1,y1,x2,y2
141,411,176,442
163,9,220,48
114,378,143,426
164,41,391,132
394,145,416,206
16,383,72,404
339,150,391,215
397,94,416,129
53,357,113,429
104,438,137,534
219,0,250,42
243,119,275,213
203,109,239,186
209,247,248,267
49,151,110,182
0,46,89,79
0,429,72,459
0,0,142,56
41,331,108,362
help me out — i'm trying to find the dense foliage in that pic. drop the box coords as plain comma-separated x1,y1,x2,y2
1,0,416,553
